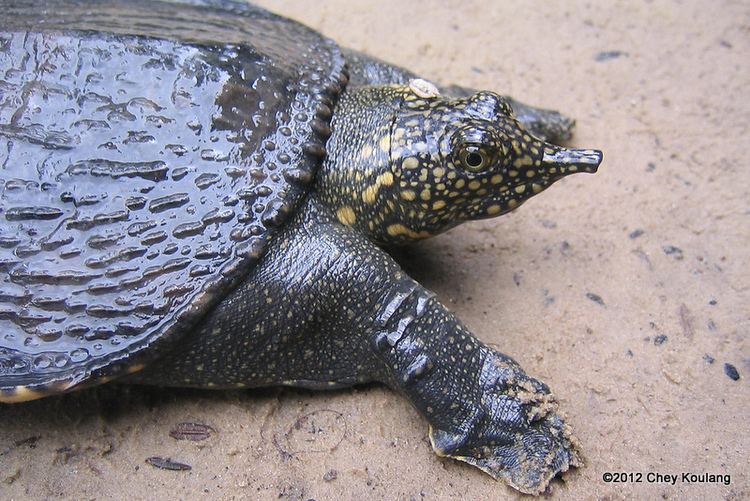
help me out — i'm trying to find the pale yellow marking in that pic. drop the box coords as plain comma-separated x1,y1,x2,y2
514,185,526,194
508,169,518,177
532,183,543,193
490,174,503,184
379,135,391,153
0,386,47,403
336,206,356,226
387,224,431,239
432,200,446,210
126,363,146,374
525,169,536,178
455,179,465,189
379,172,394,186
433,167,445,179
362,184,378,204
468,180,481,191
401,190,416,201
402,156,419,170
508,199,519,209
420,189,431,201
486,204,502,215
513,156,534,168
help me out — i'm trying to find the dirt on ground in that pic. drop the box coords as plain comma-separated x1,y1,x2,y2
1,1,748,500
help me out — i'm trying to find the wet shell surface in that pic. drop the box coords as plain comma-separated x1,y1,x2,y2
0,0,346,396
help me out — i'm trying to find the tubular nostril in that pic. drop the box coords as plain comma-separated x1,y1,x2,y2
542,147,603,174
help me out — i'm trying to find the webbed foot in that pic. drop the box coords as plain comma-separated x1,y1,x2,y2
427,351,582,494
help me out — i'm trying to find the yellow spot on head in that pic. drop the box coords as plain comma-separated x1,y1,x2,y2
468,180,481,190
402,156,419,170
514,185,526,194
401,190,416,201
490,174,503,184
420,189,431,201
455,179,465,189
433,167,445,179
336,206,356,226
432,200,446,210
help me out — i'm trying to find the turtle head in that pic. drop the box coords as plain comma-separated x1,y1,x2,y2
320,82,601,245
386,85,602,242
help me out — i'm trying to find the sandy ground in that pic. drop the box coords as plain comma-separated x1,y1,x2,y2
2,1,748,499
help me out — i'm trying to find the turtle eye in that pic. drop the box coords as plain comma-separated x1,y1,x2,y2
456,143,494,172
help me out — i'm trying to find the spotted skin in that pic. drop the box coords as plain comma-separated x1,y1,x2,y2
0,0,603,495
128,197,582,493
343,48,576,143
319,84,600,245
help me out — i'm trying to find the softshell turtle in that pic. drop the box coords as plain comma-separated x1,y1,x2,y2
0,0,602,494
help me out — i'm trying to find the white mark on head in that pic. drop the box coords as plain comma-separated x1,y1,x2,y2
409,78,441,99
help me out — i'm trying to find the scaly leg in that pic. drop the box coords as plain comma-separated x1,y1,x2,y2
130,198,580,494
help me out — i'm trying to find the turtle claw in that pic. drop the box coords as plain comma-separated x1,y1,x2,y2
428,352,582,495
430,413,581,495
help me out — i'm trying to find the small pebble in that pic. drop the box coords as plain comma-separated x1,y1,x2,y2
595,50,627,62
629,229,644,239
703,354,715,364
662,245,684,260
654,335,668,345
724,363,740,381
586,292,605,306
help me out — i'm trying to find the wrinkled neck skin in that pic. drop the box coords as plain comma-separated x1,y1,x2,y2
315,85,443,246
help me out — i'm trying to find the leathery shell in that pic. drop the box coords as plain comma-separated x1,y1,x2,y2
0,0,346,399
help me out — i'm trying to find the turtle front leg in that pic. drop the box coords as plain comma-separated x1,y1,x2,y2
127,200,580,493
368,280,581,494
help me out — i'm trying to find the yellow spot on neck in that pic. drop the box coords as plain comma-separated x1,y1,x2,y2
432,200,446,210
379,171,394,186
379,135,391,153
507,199,519,209
514,185,526,194
486,204,502,215
387,223,432,239
362,185,378,204
336,206,357,225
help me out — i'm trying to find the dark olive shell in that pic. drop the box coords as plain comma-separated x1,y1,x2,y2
0,0,345,395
